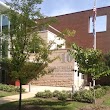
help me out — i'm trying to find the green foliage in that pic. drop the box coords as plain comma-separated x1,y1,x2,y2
104,52,110,68
0,0,57,85
94,84,101,89
72,86,109,103
43,90,53,98
0,98,86,110
35,90,70,101
57,91,68,101
53,90,60,97
72,90,94,103
0,83,25,92
35,91,44,97
69,43,110,79
95,88,106,98
102,86,110,91
1,0,72,110
35,90,53,98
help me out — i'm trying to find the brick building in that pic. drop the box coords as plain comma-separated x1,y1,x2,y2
35,6,110,87
49,6,110,85
51,6,110,53
0,1,110,88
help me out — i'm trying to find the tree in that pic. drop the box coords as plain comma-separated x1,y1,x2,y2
69,43,110,103
0,0,57,110
104,52,110,68
0,0,76,109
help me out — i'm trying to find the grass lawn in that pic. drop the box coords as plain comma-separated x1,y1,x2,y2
0,90,18,98
0,98,88,110
103,98,110,106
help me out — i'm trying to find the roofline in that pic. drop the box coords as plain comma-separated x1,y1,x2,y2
50,6,110,18
0,1,10,10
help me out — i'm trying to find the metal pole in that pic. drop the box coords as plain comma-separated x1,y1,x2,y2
93,0,97,50
93,0,97,104
0,15,2,59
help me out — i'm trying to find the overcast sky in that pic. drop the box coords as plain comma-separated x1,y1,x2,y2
1,0,110,16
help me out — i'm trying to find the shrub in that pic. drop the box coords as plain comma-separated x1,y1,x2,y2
94,84,101,89
53,90,60,97
95,88,106,98
72,86,110,103
102,86,110,91
81,90,94,103
0,83,25,92
72,90,94,103
35,90,53,98
58,91,68,101
66,90,72,98
43,90,53,98
35,92,44,98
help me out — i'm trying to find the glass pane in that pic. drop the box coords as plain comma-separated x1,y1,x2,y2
0,15,1,32
2,15,9,26
2,16,9,34
89,15,107,33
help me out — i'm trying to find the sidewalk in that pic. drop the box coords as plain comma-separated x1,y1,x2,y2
0,85,72,105
0,92,35,105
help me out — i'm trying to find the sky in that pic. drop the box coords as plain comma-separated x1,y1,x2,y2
1,0,110,16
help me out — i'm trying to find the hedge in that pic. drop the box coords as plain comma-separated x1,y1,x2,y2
0,83,25,92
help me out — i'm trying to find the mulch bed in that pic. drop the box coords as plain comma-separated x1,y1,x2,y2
80,105,110,110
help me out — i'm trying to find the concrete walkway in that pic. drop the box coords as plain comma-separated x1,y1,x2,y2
0,92,35,105
0,85,72,105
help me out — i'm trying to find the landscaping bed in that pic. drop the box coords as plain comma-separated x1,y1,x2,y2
0,85,110,110
0,83,25,97
35,85,110,103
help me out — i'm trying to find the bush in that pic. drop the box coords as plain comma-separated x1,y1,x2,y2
35,90,53,98
72,90,94,103
66,90,72,98
0,83,25,92
102,86,110,91
94,84,101,89
53,90,60,97
35,92,44,98
57,91,68,101
95,88,106,98
43,90,53,98
72,86,110,103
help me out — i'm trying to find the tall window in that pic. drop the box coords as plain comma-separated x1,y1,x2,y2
2,15,9,31
0,15,9,58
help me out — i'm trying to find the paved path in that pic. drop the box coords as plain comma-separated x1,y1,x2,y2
0,85,72,105
0,92,35,104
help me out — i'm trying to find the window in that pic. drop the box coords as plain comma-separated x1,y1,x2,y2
2,15,9,26
89,15,107,33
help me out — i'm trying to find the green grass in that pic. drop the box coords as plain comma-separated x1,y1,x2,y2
103,98,110,106
0,90,18,98
0,98,87,110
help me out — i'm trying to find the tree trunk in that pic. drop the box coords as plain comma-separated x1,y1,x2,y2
93,78,96,104
18,79,22,110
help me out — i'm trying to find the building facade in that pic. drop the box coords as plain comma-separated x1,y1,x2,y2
30,30,85,89
1,1,110,88
0,1,10,84
51,6,110,53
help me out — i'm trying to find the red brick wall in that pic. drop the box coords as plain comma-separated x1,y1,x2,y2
52,6,110,53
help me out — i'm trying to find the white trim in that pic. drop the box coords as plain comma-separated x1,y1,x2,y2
49,25,61,34
0,15,2,33
0,1,10,9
